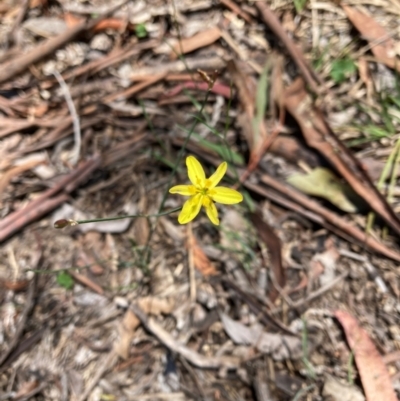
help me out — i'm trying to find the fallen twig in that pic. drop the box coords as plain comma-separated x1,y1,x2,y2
130,303,240,369
0,1,129,84
0,157,100,242
285,78,400,237
255,2,322,94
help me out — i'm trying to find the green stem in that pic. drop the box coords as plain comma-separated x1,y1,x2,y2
75,207,181,225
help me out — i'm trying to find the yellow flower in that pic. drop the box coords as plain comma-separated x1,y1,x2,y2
169,156,243,225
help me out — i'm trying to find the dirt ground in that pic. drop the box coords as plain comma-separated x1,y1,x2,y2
1,0,400,400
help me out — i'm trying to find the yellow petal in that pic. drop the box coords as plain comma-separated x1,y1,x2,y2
203,196,219,225
210,187,243,204
169,185,197,196
178,194,203,224
186,156,205,187
207,161,227,189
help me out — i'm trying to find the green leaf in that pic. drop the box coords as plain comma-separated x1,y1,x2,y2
135,23,147,38
330,58,357,83
287,168,358,213
56,271,74,290
294,0,308,13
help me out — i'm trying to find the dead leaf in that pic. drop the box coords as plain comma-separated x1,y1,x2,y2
114,309,141,359
0,158,44,198
138,297,175,315
314,238,340,287
284,78,400,236
14,380,40,398
115,296,175,359
335,310,397,401
323,375,365,401
93,18,127,33
220,313,302,360
23,17,67,38
0,279,29,291
342,5,400,72
170,27,221,59
188,231,217,276
250,212,285,303
287,168,358,213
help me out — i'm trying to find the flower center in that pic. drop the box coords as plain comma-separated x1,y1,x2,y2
199,187,209,196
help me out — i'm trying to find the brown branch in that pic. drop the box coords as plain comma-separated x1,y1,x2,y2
0,1,129,85
255,2,322,94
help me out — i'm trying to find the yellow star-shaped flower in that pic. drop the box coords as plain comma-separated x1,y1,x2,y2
169,156,243,225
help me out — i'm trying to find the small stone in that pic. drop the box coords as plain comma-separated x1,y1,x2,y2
90,34,113,52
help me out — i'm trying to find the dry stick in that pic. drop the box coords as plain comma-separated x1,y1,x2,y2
0,117,65,139
103,72,167,103
0,21,88,85
0,158,98,230
0,0,129,84
291,272,348,309
0,158,100,235
249,176,400,262
53,70,81,166
187,223,197,303
255,2,322,94
22,115,104,154
130,303,240,369
61,40,159,83
0,194,69,242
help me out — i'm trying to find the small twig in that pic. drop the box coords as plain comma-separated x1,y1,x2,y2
0,0,129,84
53,70,81,166
187,223,197,303
13,381,48,401
130,303,240,369
291,272,348,310
255,2,322,94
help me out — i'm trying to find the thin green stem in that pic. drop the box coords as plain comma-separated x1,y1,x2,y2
75,207,182,225
140,90,211,264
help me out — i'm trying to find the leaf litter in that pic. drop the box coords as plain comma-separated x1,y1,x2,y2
0,0,400,400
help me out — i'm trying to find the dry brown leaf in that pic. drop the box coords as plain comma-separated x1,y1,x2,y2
30,0,47,7
220,313,302,360
188,230,217,276
342,5,400,72
323,375,365,401
138,297,175,315
284,78,400,237
170,27,221,60
335,310,397,401
114,309,141,359
0,159,44,198
114,296,175,359
250,212,285,303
